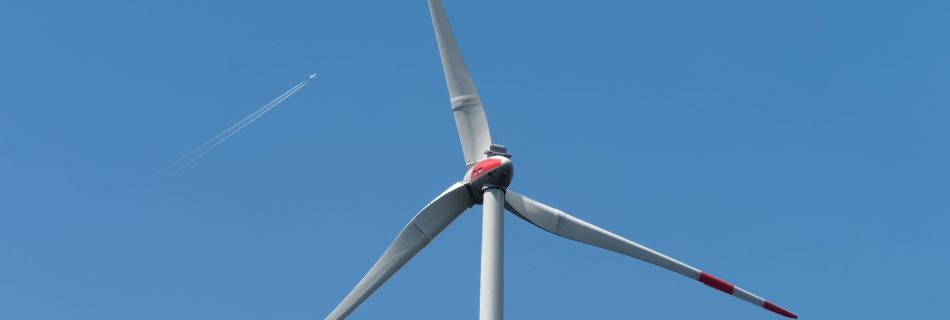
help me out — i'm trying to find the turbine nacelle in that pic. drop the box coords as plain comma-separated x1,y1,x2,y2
464,155,513,201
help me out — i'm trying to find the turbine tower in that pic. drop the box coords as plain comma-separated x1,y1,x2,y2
326,1,797,319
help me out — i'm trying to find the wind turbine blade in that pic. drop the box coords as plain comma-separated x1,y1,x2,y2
504,190,797,319
326,182,475,320
428,0,493,168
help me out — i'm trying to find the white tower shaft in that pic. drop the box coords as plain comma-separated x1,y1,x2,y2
480,187,505,320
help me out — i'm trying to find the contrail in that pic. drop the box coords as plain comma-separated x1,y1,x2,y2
155,77,312,178
157,80,306,174
167,81,308,175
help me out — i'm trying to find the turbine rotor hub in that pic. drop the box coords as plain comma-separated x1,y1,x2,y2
464,144,514,202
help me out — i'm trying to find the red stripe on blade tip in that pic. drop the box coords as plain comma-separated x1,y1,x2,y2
698,272,734,294
764,301,798,318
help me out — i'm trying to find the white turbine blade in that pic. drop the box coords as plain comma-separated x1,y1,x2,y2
504,190,798,319
428,0,493,167
327,182,475,320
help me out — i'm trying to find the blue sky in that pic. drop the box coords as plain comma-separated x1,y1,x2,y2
1,0,948,319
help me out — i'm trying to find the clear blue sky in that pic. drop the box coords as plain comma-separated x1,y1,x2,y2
2,1,947,319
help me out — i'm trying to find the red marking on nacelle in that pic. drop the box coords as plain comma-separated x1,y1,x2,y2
764,301,798,319
471,158,502,180
698,272,735,294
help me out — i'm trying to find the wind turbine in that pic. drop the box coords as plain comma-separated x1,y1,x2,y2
326,1,798,319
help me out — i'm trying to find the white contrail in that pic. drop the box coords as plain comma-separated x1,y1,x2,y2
166,81,309,175
156,78,311,178
157,80,307,175
156,80,306,177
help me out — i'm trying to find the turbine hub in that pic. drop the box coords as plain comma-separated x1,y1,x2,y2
464,145,513,202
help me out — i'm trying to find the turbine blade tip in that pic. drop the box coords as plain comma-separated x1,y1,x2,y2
763,301,797,319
